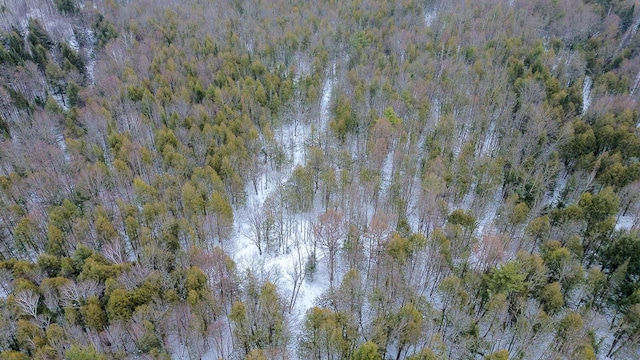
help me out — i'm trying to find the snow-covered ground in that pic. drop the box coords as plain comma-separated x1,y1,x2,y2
478,121,497,157
191,68,338,359
616,213,639,231
631,71,640,98
229,63,337,324
424,7,438,27
582,75,592,114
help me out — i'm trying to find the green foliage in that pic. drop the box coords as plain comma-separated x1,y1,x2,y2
540,282,564,314
0,351,29,360
48,199,80,233
27,19,52,50
300,307,356,359
81,296,106,330
66,81,80,108
37,254,61,277
186,266,208,304
60,42,84,73
556,311,583,342
92,14,117,48
329,95,358,140
447,209,477,230
484,350,509,360
352,341,382,360
0,28,30,66
246,349,267,360
230,278,287,354
350,31,373,49
407,348,440,360
65,345,105,360
600,230,640,308
483,261,526,297
54,0,78,15
561,120,596,169
382,107,402,126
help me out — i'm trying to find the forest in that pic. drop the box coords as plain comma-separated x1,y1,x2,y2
0,0,640,359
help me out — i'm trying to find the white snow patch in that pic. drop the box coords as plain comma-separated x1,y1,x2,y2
51,93,69,111
55,131,71,162
85,28,97,84
478,121,497,157
280,121,307,169
582,75,592,114
432,97,441,125
320,63,336,132
549,172,568,207
64,25,80,52
630,71,640,97
424,8,438,27
616,213,638,231
618,13,640,51
380,152,394,191
477,188,502,236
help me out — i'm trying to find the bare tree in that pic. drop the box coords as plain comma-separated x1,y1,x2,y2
13,289,40,319
313,209,345,288
244,199,267,256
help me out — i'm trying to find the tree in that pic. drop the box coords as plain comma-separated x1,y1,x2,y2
329,95,358,141
12,289,39,319
81,296,106,331
483,261,526,299
299,307,356,360
230,278,288,355
540,282,564,315
207,191,234,243
352,341,382,360
106,288,134,321
65,345,105,360
484,350,509,360
600,230,640,309
607,302,640,358
394,303,424,360
54,0,78,15
313,209,345,288
524,215,550,253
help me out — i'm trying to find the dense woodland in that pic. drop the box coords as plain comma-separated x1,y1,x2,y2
1,0,640,359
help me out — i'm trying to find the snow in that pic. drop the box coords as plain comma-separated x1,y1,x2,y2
51,93,69,111
616,213,638,231
618,13,640,51
55,131,71,162
582,75,592,114
320,63,336,132
85,28,97,84
631,71,640,97
478,121,497,157
548,171,568,207
477,188,502,236
228,63,338,328
432,97,441,125
424,7,438,27
64,25,80,52
380,152,394,192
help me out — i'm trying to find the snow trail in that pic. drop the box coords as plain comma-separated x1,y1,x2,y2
479,121,496,157
630,71,640,97
320,62,336,132
582,75,592,113
618,12,640,51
